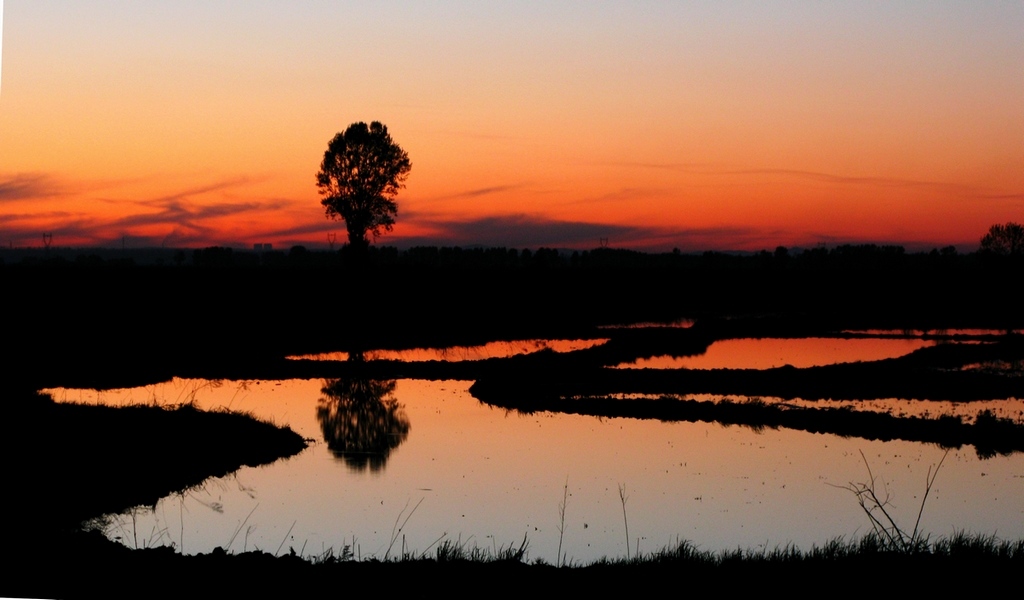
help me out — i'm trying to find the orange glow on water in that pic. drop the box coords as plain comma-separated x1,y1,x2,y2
44,377,1024,562
620,337,935,370
289,339,608,363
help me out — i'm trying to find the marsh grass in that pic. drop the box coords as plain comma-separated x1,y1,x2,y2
431,533,530,563
307,543,354,563
298,533,530,565
581,531,1024,569
932,531,1024,559
289,462,1019,569
105,505,172,551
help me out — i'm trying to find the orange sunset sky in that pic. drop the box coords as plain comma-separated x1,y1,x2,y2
1,2,1022,252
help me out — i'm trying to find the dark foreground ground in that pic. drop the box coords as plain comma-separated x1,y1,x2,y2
3,259,1024,597
9,530,1024,596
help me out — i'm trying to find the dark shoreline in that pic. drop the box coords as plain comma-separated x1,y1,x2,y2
3,391,307,532
3,258,1024,595
471,394,1024,459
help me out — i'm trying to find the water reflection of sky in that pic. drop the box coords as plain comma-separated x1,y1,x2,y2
46,378,1024,563
598,318,696,329
288,338,608,363
843,329,1024,337
619,393,1024,424
616,337,936,370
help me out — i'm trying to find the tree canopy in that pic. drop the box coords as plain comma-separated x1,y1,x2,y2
316,121,411,252
980,222,1024,256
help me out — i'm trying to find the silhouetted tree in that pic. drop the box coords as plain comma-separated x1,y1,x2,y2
980,222,1024,256
316,372,410,472
316,122,411,254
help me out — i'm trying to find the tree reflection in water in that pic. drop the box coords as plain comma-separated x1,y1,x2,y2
317,374,411,472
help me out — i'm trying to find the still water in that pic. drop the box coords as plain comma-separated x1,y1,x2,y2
616,337,936,370
289,338,608,363
49,370,1024,563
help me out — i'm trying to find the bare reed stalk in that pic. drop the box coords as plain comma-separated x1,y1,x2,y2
911,449,948,543
556,476,569,567
179,494,185,554
384,497,424,560
618,484,630,560
131,507,138,550
833,449,948,553
275,520,297,556
226,503,259,552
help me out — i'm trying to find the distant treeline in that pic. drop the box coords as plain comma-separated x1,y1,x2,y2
1,242,1018,270
4,242,1023,393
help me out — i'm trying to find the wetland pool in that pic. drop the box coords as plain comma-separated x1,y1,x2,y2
615,337,936,370
49,375,1024,563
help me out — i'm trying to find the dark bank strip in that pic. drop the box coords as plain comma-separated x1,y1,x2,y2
3,391,307,535
471,394,1024,459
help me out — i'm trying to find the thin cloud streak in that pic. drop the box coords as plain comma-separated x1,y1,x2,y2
132,177,260,207
429,130,524,142
560,186,671,207
0,173,63,201
596,161,977,193
721,168,968,191
111,198,290,231
975,193,1024,202
259,220,347,238
0,210,78,225
0,175,299,247
0,172,183,203
428,184,527,202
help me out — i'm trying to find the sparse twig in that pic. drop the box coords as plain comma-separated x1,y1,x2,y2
618,483,630,560
178,493,185,554
911,450,948,544
421,532,449,557
384,497,424,560
226,503,259,552
131,507,138,550
831,449,948,553
243,524,255,552
556,477,569,567
275,520,297,556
